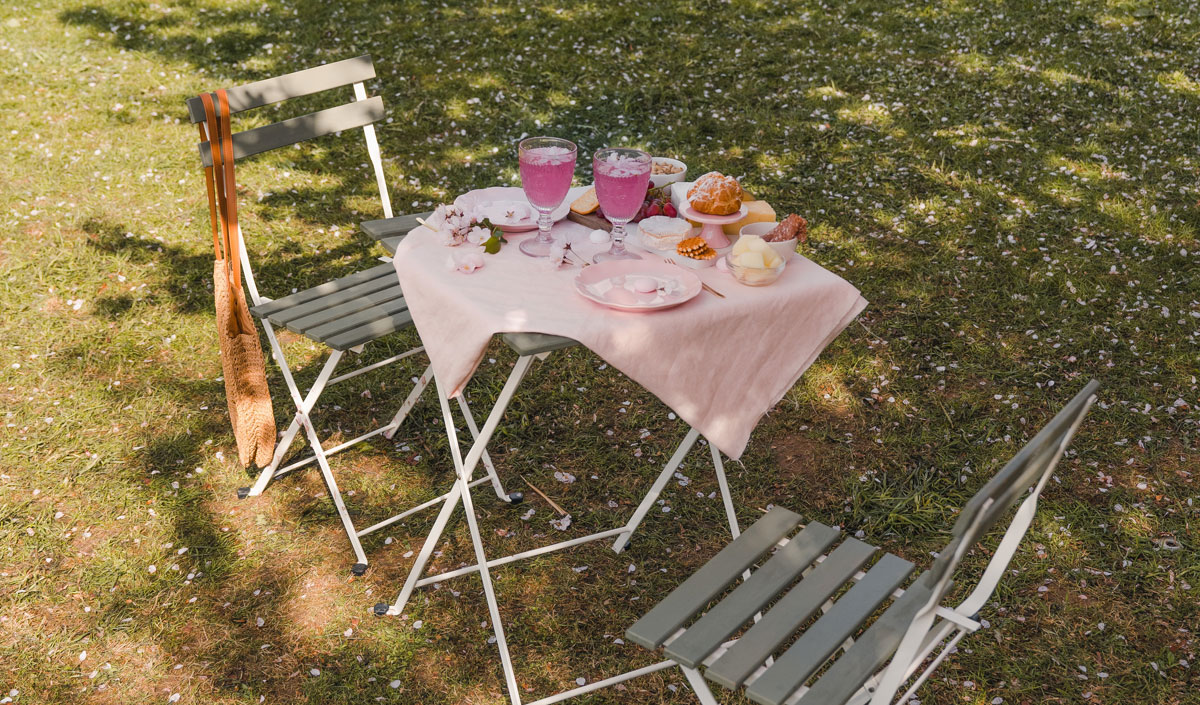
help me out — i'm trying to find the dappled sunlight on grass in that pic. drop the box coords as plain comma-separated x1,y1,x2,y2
2,0,1197,703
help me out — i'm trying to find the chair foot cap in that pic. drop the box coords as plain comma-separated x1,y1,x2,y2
373,603,391,617
236,487,250,500
507,492,524,504
351,563,368,576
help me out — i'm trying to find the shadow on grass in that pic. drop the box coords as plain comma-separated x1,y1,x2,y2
44,0,1200,702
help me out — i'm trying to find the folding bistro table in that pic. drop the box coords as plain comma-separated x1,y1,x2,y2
375,201,868,705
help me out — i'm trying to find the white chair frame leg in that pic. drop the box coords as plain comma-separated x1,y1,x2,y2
375,353,743,705
241,311,506,573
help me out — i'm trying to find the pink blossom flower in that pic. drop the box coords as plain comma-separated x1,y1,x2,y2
447,251,485,274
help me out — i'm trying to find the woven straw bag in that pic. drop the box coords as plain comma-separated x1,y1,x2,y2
198,90,276,468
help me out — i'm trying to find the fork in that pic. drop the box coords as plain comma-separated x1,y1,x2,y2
663,258,724,298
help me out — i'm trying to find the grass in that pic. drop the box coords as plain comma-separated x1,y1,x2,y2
1,0,1198,703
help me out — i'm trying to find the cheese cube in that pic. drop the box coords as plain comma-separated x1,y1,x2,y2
723,200,776,236
736,251,767,269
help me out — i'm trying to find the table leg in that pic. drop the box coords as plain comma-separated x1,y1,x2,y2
379,355,535,617
611,427,700,553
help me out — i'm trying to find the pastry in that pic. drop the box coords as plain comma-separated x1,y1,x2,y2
638,216,692,250
570,187,599,215
764,213,808,243
687,172,743,215
676,236,717,260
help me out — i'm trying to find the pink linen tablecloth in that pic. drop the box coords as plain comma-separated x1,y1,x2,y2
392,218,866,460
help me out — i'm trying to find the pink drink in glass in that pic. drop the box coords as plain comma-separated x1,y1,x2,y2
517,137,577,258
519,146,575,210
594,155,651,220
593,148,651,262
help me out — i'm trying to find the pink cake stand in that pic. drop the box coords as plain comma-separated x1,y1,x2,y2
681,204,748,249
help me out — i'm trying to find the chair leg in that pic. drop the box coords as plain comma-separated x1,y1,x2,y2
244,415,302,498
682,666,722,705
612,427,701,553
297,411,370,571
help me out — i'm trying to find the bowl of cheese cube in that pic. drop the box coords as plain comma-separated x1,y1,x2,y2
725,235,786,286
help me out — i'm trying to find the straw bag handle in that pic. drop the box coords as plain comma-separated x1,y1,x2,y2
199,90,254,336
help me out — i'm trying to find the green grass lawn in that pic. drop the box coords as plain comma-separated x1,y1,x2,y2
1,0,1198,703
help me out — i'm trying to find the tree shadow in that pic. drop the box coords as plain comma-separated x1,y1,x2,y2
44,0,1200,702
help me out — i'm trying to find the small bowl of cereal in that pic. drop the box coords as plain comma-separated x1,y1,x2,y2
650,157,687,188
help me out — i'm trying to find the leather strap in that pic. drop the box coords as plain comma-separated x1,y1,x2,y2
199,90,254,336
197,122,222,260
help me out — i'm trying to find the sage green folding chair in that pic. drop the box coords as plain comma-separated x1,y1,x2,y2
187,56,511,574
541,380,1098,705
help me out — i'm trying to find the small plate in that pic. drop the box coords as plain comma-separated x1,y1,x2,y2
454,186,579,232
574,259,702,312
627,229,730,269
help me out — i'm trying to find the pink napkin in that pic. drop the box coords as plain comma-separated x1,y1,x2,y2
393,219,866,460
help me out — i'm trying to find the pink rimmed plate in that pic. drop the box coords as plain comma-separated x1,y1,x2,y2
454,186,580,232
574,259,702,312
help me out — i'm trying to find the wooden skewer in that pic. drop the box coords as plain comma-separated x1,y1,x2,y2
519,474,569,516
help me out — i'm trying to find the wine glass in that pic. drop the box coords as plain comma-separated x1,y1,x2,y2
592,147,651,262
517,136,577,257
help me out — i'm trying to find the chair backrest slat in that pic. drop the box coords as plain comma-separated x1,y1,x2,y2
925,379,1099,588
197,96,385,168
185,55,375,124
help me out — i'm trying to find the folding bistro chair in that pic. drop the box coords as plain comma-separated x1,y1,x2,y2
187,56,513,574
532,379,1099,705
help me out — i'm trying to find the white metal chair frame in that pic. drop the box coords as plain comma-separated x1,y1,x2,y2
529,381,1099,705
189,56,510,575
372,349,745,705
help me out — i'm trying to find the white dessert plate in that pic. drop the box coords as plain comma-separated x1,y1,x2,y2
454,186,582,232
574,259,702,312
627,229,731,269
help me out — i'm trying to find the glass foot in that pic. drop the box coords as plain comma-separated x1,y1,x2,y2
593,248,642,263
519,235,557,257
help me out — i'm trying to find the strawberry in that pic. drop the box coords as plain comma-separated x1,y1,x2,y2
646,202,661,217
663,202,677,218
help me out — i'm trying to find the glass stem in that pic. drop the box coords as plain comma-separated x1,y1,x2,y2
536,210,554,244
610,222,627,254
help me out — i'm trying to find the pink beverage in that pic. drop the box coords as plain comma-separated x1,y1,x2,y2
517,137,577,258
591,148,650,262
593,152,651,221
519,146,576,210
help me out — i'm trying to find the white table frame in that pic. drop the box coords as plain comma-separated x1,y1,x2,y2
374,348,743,705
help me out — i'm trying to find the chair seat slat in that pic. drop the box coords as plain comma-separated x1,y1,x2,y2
502,332,580,356
324,310,415,350
250,263,395,317
186,55,375,123
305,295,411,343
267,273,398,326
665,522,841,668
797,574,948,705
626,507,803,651
745,553,915,705
284,283,406,335
705,538,879,691
198,97,385,167
361,212,433,241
